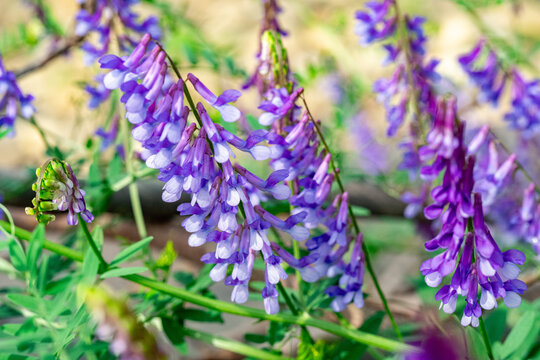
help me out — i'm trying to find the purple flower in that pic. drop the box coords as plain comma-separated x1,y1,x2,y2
417,98,526,325
85,74,111,109
98,34,325,314
505,70,540,135
75,0,161,65
325,233,365,311
459,40,507,105
0,54,35,136
354,0,396,45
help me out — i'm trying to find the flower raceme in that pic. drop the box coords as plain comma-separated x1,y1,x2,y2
242,2,370,311
459,39,540,136
98,33,325,314
25,159,94,226
418,97,526,326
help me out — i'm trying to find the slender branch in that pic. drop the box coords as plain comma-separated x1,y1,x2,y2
77,214,108,270
29,117,63,159
478,316,494,360
301,95,403,341
182,327,293,360
15,36,85,78
118,105,154,271
109,167,157,192
0,220,413,353
276,282,314,345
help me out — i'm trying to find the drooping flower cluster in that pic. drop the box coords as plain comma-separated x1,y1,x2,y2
241,1,369,311
99,33,321,314
85,286,169,360
459,40,540,136
0,54,35,136
75,0,161,65
355,0,439,140
417,98,526,326
25,159,94,226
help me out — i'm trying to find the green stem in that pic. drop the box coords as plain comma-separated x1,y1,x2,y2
478,316,494,360
301,96,402,341
77,214,108,270
29,116,63,159
119,107,154,270
276,282,314,345
182,327,293,360
0,220,412,353
110,167,157,192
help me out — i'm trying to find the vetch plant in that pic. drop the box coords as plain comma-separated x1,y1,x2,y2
0,0,538,359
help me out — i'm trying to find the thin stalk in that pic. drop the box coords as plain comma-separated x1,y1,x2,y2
276,282,314,345
119,107,154,269
77,214,108,270
182,327,293,360
301,96,403,341
110,167,157,192
29,116,62,159
478,316,494,360
0,220,413,353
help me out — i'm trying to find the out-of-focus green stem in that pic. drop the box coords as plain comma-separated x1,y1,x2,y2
109,167,157,192
119,108,154,270
478,316,494,360
182,327,293,360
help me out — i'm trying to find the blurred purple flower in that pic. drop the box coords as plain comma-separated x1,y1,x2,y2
0,54,35,136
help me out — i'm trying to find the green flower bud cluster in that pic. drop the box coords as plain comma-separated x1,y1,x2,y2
25,159,94,226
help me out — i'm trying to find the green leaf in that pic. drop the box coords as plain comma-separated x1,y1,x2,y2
268,321,288,346
173,271,194,286
466,327,490,360
44,276,72,295
485,308,507,343
8,239,26,273
100,266,148,279
106,154,126,186
26,224,45,276
6,294,41,314
110,236,153,267
161,318,188,354
500,311,539,359
37,255,50,294
244,333,267,344
91,226,104,248
80,241,100,286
